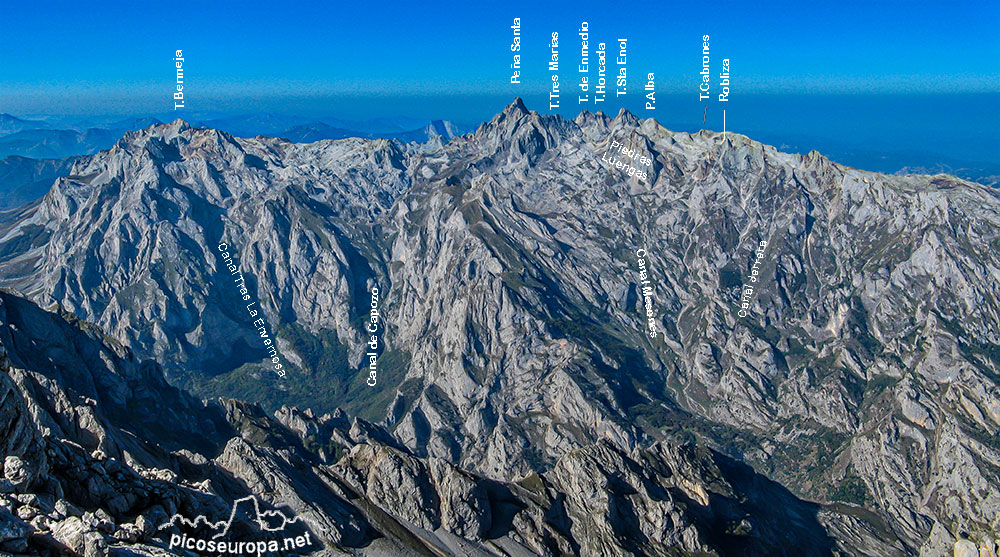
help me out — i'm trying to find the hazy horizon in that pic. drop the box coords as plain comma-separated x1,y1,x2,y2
2,0,998,169
4,92,998,171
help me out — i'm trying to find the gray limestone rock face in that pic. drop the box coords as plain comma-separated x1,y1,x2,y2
335,443,441,531
0,348,48,492
956,539,980,557
49,515,89,553
3,455,31,491
428,457,491,539
213,435,371,549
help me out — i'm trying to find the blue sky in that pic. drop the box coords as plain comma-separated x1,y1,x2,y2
1,0,997,118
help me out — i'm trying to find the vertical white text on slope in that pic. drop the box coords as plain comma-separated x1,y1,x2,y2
635,248,659,339
173,50,185,110
217,242,285,378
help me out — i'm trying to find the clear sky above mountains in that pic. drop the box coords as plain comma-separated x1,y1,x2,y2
2,0,997,115
1,1,997,166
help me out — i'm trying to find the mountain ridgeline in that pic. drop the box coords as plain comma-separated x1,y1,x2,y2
0,99,998,555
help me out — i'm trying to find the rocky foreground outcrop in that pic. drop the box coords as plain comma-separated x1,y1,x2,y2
0,289,911,555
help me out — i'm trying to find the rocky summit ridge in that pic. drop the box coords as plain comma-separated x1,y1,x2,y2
0,98,998,555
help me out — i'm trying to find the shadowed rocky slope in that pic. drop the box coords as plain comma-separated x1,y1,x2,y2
0,289,881,555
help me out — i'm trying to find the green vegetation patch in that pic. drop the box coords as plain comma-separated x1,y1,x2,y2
183,322,409,422
831,474,873,506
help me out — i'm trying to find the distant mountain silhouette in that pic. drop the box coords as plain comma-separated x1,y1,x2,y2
0,114,50,137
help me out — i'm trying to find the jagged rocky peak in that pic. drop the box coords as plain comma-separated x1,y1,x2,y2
108,117,199,152
471,97,569,162
474,97,529,134
38,118,275,217
612,106,641,127
506,95,529,115
161,117,194,138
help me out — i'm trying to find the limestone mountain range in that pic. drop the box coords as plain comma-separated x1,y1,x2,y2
0,98,997,555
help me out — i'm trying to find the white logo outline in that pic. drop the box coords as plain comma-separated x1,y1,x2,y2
158,495,304,540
